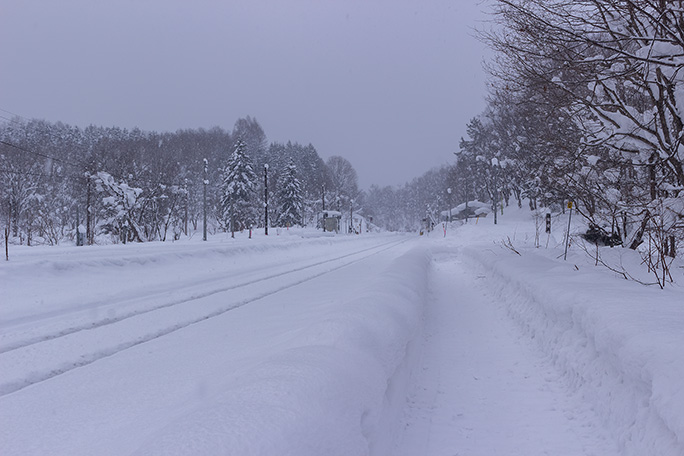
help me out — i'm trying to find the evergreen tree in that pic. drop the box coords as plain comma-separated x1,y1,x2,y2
220,139,257,235
276,159,303,227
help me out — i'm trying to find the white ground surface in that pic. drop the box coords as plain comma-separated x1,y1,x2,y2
1,211,683,455
395,250,619,456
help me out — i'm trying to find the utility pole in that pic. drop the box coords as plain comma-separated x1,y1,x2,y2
203,158,208,241
86,174,92,245
264,164,269,235
350,199,353,234
322,185,325,211
564,201,573,260
231,201,235,239
4,202,9,261
184,178,189,236
492,158,499,225
76,206,83,246
464,173,469,224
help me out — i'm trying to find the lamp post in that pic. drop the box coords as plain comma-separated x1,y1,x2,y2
447,187,452,222
202,158,208,241
264,164,269,235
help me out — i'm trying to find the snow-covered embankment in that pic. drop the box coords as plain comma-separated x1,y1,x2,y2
132,246,430,456
462,245,684,456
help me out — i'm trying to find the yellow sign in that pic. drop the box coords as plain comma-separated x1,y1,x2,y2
567,201,573,209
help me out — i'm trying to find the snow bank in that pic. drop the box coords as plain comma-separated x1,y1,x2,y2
3,231,389,275
461,245,684,456
131,247,430,456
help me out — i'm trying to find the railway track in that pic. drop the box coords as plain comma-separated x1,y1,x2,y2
0,237,409,397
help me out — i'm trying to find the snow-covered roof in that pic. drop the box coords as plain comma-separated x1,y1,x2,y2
441,200,491,216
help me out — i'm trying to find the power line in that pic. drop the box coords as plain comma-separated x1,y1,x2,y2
0,107,29,122
0,115,28,131
0,139,83,168
0,166,191,191
0,138,201,187
0,168,71,179
0,156,191,188
0,132,194,187
0,121,199,189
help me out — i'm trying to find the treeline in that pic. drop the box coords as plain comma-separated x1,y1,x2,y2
447,1,683,262
367,1,684,276
364,166,456,232
1,113,463,245
0,116,368,245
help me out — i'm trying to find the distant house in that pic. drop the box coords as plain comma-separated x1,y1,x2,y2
440,200,491,221
348,213,370,234
319,210,342,232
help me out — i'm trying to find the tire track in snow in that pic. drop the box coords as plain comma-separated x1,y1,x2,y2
0,238,411,397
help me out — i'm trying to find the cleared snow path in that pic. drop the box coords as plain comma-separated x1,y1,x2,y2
395,249,621,456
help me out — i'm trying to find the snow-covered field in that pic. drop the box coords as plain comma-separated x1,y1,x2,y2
1,211,683,455
448,214,684,456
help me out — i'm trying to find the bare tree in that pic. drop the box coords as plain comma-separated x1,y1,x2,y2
326,156,360,212
484,0,684,252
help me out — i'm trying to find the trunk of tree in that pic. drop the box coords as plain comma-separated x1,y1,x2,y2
629,211,651,250
667,235,676,258
649,162,657,201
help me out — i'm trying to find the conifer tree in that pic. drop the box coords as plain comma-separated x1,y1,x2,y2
276,158,303,228
220,139,257,236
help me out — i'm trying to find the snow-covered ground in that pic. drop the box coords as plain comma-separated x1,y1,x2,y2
399,208,683,456
395,251,620,456
1,210,683,455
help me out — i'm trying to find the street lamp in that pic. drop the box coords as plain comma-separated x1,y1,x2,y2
203,158,208,241
264,164,269,236
447,187,452,222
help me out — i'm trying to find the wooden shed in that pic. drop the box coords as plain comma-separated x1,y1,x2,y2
320,210,342,233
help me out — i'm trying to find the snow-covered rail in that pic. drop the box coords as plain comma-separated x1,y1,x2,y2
0,236,409,397
1,237,407,354
130,246,430,456
1,236,429,456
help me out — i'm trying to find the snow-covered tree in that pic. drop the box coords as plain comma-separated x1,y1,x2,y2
266,141,331,225
93,171,144,243
220,139,257,235
486,0,684,252
276,159,303,227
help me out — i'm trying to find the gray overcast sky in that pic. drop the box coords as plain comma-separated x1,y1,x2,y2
0,0,490,189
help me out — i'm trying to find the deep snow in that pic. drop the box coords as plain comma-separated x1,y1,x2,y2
1,209,683,455
1,231,425,455
414,208,684,456
454,229,684,455
395,252,620,455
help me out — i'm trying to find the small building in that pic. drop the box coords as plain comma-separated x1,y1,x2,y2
421,213,438,234
441,200,491,221
320,210,342,232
